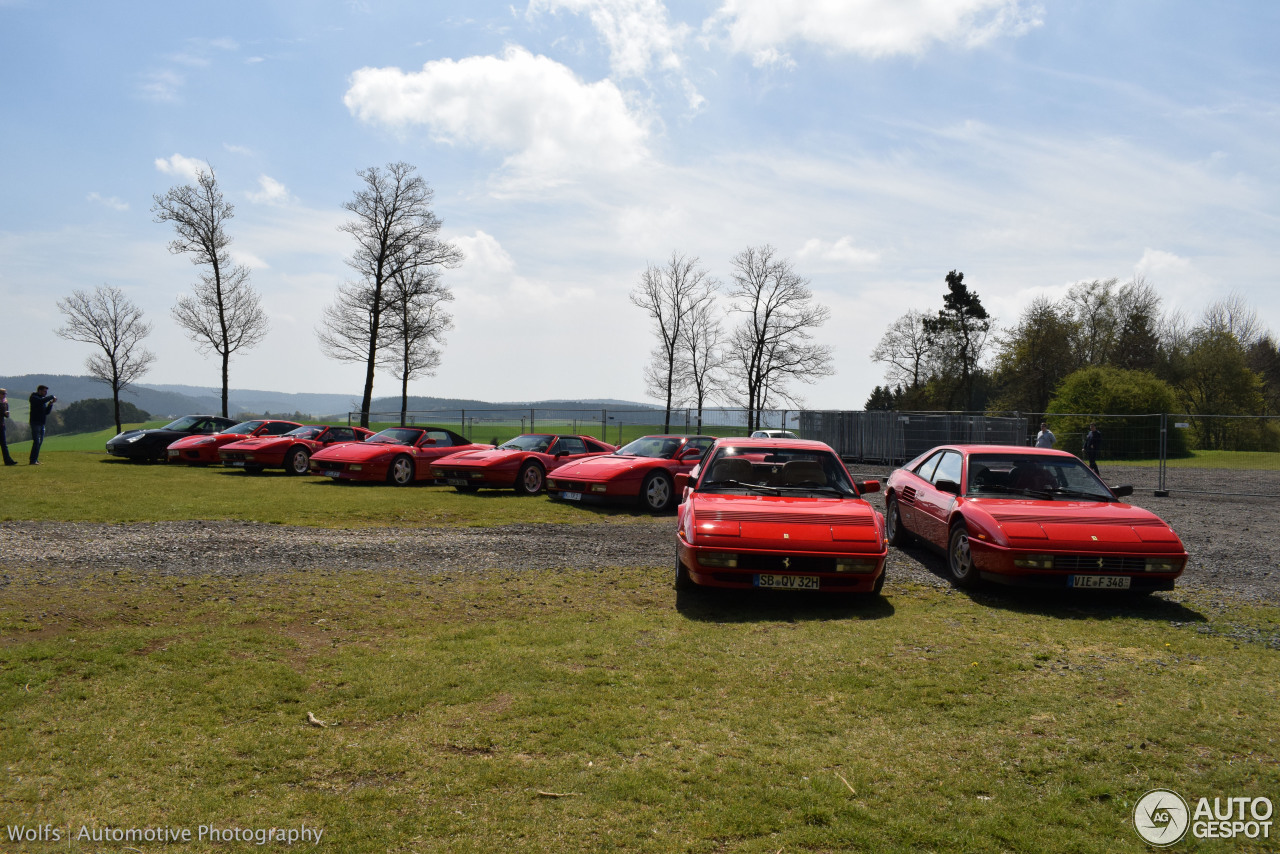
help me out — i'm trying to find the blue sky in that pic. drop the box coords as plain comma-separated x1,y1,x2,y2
2,1,1277,409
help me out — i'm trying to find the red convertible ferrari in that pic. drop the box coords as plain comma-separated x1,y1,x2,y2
218,424,372,475
674,437,887,594
884,445,1187,592
165,419,301,465
546,434,715,512
309,427,491,485
431,433,615,495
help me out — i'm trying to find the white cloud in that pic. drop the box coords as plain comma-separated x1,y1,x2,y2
452,230,516,278
708,0,1043,60
343,46,650,186
154,153,208,181
751,47,796,70
246,175,292,205
86,192,128,212
138,69,184,102
799,237,880,266
528,0,686,76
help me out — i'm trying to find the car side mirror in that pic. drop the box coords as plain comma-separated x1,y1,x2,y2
936,479,961,496
858,480,880,494
1111,484,1134,498
678,448,703,461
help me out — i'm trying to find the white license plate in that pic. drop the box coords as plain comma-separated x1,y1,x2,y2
1070,574,1130,589
562,491,582,501
322,470,342,478
446,478,468,486
756,574,820,590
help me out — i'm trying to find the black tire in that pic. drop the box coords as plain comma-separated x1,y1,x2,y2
885,497,909,547
514,461,545,495
871,566,886,595
244,464,264,474
674,556,695,591
285,446,311,477
639,471,676,513
387,454,415,486
947,522,981,588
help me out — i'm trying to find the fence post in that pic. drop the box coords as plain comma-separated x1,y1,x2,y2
531,408,536,433
1156,413,1169,496
601,409,607,442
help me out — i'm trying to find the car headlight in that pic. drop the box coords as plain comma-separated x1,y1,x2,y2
1144,557,1183,572
834,557,878,573
349,465,362,472
471,472,484,479
590,484,607,493
126,435,143,443
547,479,560,489
698,552,738,568
1014,555,1055,568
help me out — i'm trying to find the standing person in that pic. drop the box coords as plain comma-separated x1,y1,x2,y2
28,385,56,466
1034,421,1056,448
1083,422,1102,474
0,389,17,465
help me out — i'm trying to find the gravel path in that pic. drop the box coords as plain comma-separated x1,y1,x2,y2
1,468,1276,603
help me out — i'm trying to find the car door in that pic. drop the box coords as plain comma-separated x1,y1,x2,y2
548,435,591,471
914,450,963,548
897,451,942,534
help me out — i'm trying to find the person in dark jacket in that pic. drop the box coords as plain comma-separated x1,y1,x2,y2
1083,422,1102,474
28,385,56,465
1,388,17,465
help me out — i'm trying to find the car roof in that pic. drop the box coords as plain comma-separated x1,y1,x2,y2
712,437,832,450
935,444,1080,458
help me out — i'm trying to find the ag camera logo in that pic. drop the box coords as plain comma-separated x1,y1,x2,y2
1134,789,1190,846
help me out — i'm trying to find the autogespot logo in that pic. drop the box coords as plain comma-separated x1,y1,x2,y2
1134,789,1190,846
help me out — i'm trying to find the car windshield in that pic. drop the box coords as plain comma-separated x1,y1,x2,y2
163,416,203,431
368,428,425,445
499,435,553,453
615,436,682,459
698,446,859,497
284,426,325,439
223,420,264,435
967,454,1114,500
751,430,798,439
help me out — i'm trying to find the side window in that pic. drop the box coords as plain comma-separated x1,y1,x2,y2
557,436,588,455
425,431,452,446
685,438,713,457
328,428,354,443
266,422,296,435
931,451,963,486
585,439,612,453
914,452,945,482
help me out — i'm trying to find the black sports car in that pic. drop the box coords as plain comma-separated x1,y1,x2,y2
106,415,238,462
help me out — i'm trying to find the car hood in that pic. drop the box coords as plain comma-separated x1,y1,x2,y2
436,448,525,468
553,454,661,479
170,432,244,448
968,498,1183,548
688,493,883,552
109,428,178,442
221,436,289,451
312,442,403,462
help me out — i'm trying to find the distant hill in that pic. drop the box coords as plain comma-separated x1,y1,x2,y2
1,375,659,422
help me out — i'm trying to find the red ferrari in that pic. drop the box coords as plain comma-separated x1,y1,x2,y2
431,433,615,495
309,427,492,485
884,445,1187,592
218,424,372,475
674,437,887,594
546,434,715,512
165,419,301,465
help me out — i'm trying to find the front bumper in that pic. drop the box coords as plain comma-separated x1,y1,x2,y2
677,537,886,593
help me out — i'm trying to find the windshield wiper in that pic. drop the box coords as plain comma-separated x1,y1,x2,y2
1050,487,1110,500
771,485,856,497
702,479,781,495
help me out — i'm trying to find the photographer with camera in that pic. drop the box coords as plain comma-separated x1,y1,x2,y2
28,384,56,466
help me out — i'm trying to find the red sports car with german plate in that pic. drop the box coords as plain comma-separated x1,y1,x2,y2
674,437,887,594
166,419,302,465
546,434,715,512
432,433,615,495
883,444,1187,592
218,424,372,475
309,427,492,485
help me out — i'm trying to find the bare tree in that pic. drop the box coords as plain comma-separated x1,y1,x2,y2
680,295,726,432
152,167,268,417
725,245,834,432
324,162,462,427
1202,291,1267,346
871,309,937,392
631,252,718,432
379,265,455,426
55,285,156,433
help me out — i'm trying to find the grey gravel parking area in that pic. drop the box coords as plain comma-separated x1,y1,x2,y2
1,469,1277,604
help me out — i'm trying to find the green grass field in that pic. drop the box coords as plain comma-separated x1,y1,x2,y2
2,567,1277,852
